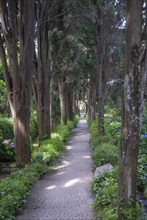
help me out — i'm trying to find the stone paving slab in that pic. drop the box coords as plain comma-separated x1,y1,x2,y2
16,116,94,220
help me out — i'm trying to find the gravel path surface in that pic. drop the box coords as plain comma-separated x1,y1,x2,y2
16,116,94,220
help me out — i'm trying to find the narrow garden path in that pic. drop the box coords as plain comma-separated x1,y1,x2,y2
16,115,94,220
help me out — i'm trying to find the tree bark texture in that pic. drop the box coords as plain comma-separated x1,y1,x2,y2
95,3,112,136
87,77,96,120
58,77,67,125
98,63,106,136
0,0,35,166
66,87,74,121
33,0,50,141
118,0,144,216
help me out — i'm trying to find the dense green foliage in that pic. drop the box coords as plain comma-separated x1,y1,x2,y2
0,118,13,140
91,168,118,219
0,118,14,162
0,80,10,116
91,168,142,220
0,162,46,220
89,120,118,168
92,142,118,167
32,117,79,165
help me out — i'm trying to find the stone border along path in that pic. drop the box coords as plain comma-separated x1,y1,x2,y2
16,115,95,220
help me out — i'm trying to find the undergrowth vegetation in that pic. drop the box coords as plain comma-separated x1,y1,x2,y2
0,117,14,162
89,108,147,220
0,113,38,162
0,115,79,220
0,163,46,220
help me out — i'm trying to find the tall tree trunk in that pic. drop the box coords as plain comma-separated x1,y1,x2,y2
118,0,144,217
50,77,54,130
95,1,112,136
73,91,77,116
87,78,96,120
66,87,74,121
58,78,67,125
98,60,107,136
0,0,35,166
33,0,50,141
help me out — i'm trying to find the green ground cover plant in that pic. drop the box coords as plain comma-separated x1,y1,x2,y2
92,143,118,167
89,120,118,167
0,162,46,220
91,168,142,220
0,118,14,162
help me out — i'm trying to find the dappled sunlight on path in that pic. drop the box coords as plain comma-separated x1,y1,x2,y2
16,118,94,220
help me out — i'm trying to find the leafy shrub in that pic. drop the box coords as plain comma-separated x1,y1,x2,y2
89,120,98,134
91,168,118,219
74,115,80,124
0,162,46,220
0,80,10,115
32,120,77,164
91,168,142,220
56,125,70,142
105,117,121,146
0,118,14,162
56,120,76,142
89,120,113,150
88,119,118,167
0,118,13,140
92,143,118,167
0,140,15,162
32,136,65,165
91,135,113,150
67,120,75,129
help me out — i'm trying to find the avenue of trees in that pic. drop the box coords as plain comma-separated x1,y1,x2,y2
0,0,146,218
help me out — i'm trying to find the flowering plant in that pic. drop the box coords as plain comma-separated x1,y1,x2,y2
0,139,15,162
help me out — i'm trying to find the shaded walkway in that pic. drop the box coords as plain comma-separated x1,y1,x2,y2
16,116,94,220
